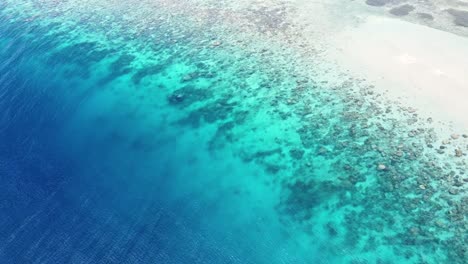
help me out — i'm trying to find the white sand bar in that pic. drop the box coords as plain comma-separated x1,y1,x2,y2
328,16,468,134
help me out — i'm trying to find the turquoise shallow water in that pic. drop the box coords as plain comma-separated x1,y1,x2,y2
0,1,466,263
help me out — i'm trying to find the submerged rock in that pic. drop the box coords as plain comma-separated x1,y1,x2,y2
447,9,468,27
453,180,464,187
409,227,420,235
211,40,222,47
132,64,165,84
326,222,338,237
317,146,328,155
407,107,417,113
365,0,389,7
389,5,415,17
182,73,195,82
289,148,305,160
377,164,387,171
168,93,185,103
417,13,434,20
167,86,211,107
435,220,445,228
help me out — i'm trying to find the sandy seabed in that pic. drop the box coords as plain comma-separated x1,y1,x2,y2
329,15,468,135
289,0,468,135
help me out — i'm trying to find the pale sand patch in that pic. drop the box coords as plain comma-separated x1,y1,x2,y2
328,16,468,134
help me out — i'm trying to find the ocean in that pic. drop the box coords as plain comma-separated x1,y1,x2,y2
0,1,466,263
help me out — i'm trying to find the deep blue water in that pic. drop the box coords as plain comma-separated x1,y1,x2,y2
0,7,293,263
0,16,203,264
0,43,235,263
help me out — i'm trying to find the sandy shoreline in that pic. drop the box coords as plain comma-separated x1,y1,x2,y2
327,15,468,136
286,0,468,138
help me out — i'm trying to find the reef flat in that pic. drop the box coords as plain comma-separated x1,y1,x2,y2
0,1,466,264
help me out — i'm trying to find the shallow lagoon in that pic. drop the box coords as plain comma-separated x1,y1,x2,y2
0,1,466,263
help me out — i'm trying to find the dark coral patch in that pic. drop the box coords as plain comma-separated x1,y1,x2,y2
279,180,339,220
50,42,109,67
132,65,165,85
99,54,135,84
110,54,135,73
447,8,468,27
365,0,391,7
167,86,212,107
177,98,237,127
416,12,434,20
389,4,415,16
